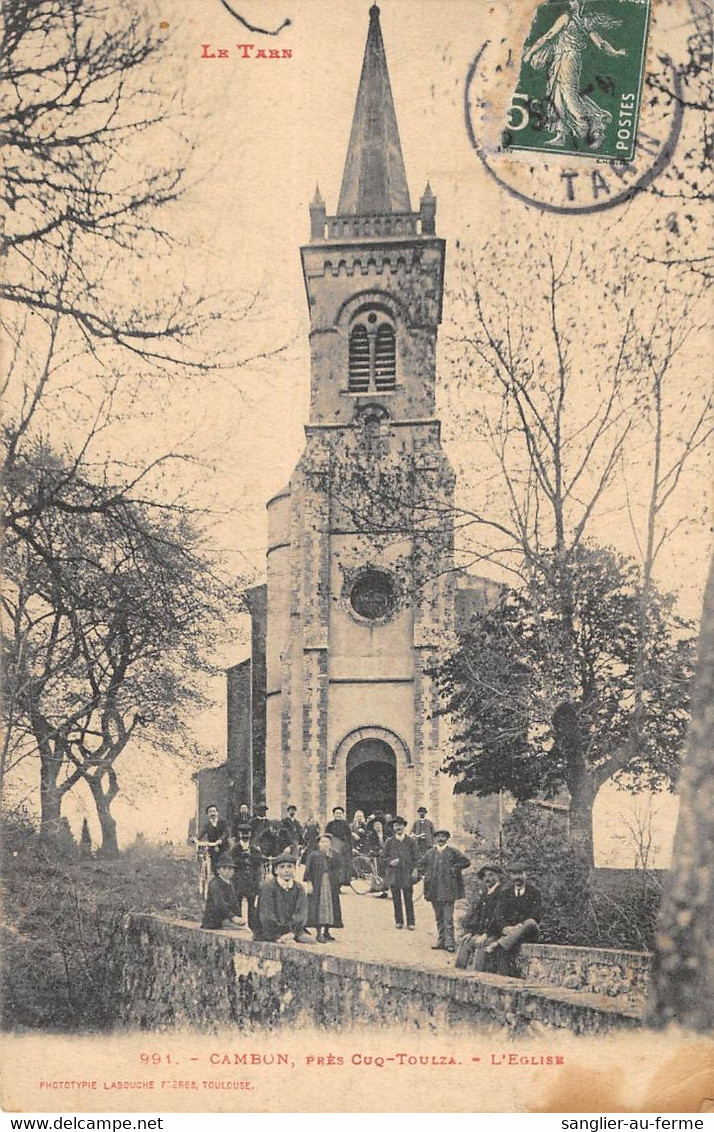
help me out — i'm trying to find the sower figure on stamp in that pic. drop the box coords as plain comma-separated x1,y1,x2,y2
455,863,505,971
201,854,246,930
420,829,471,952
231,824,263,930
380,815,420,930
254,852,314,943
486,860,542,976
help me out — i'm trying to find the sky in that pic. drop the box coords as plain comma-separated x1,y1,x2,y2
12,0,709,864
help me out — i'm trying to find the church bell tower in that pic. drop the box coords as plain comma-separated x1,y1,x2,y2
264,4,457,827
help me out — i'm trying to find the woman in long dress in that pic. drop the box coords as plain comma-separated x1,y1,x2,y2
304,834,343,942
523,0,626,149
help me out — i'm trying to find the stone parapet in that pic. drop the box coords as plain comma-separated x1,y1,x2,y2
516,944,650,1006
118,915,642,1035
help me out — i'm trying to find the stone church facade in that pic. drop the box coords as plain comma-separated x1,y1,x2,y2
196,5,500,836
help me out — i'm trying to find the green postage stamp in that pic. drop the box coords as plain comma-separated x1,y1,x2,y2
503,0,652,161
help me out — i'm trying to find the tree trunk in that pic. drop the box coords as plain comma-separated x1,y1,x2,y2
647,553,714,1030
568,771,595,868
87,772,120,857
38,740,64,842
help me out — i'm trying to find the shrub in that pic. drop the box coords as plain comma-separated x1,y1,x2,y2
0,813,203,1031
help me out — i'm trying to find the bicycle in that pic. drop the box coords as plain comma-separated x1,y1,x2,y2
350,853,387,896
195,843,212,899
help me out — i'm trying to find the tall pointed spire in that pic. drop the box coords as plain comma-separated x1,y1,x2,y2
337,4,411,217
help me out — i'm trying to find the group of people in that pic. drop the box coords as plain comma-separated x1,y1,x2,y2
195,801,542,975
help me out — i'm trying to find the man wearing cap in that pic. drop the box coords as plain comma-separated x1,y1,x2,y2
231,824,263,930
487,860,542,976
254,852,314,944
420,830,471,952
455,863,505,971
279,805,304,856
201,855,246,930
411,807,435,853
380,816,420,930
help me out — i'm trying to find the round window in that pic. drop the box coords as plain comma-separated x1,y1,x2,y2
349,570,397,622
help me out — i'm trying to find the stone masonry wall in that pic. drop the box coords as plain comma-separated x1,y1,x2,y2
118,915,642,1035
517,944,650,1007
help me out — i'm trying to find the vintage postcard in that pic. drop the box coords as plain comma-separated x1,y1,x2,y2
1,0,712,1116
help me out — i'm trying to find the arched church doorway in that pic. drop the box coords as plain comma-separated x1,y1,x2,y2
346,738,396,819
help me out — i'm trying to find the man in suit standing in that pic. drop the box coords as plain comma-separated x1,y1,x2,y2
280,804,304,856
411,806,435,855
380,815,420,930
420,829,471,952
231,824,263,930
487,859,542,976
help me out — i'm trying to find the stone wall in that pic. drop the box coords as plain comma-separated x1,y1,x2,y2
517,944,650,1006
118,915,642,1035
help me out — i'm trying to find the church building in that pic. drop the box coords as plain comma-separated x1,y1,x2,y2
197,5,500,835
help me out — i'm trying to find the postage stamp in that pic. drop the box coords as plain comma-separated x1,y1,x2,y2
502,0,652,162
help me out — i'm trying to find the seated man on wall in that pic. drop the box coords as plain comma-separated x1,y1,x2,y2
455,863,505,971
486,859,542,976
201,855,246,931
253,852,315,944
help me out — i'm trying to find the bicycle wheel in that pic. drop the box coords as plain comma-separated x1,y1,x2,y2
350,855,374,895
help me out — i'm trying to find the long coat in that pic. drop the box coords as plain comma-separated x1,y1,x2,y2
421,844,471,904
380,834,420,889
304,849,343,928
325,818,353,884
231,841,263,897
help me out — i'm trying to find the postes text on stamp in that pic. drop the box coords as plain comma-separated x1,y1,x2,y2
503,0,652,162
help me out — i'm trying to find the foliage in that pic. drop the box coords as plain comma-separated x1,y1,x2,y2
0,811,202,1031
461,807,662,951
438,544,695,856
1,439,241,851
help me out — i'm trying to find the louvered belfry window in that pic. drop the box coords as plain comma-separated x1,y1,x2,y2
348,325,371,392
348,313,396,393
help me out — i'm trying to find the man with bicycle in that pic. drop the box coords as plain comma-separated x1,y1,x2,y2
195,804,230,875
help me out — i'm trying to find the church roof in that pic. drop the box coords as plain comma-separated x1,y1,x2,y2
337,4,412,217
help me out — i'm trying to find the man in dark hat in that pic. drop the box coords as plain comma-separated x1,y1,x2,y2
486,860,542,976
232,802,252,840
253,852,313,943
455,863,505,970
419,830,471,952
380,816,420,930
250,803,279,860
411,806,435,853
325,805,353,887
231,824,263,930
201,855,246,930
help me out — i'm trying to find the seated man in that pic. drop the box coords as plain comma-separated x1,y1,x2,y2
486,859,541,976
253,852,314,944
201,854,246,930
455,863,505,970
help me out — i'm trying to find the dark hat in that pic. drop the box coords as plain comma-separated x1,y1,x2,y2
417,806,428,814
237,824,252,835
509,859,528,873
271,851,298,868
215,854,235,870
332,805,345,813
286,804,297,813
434,829,451,839
477,863,505,879
254,804,268,815
392,815,407,827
